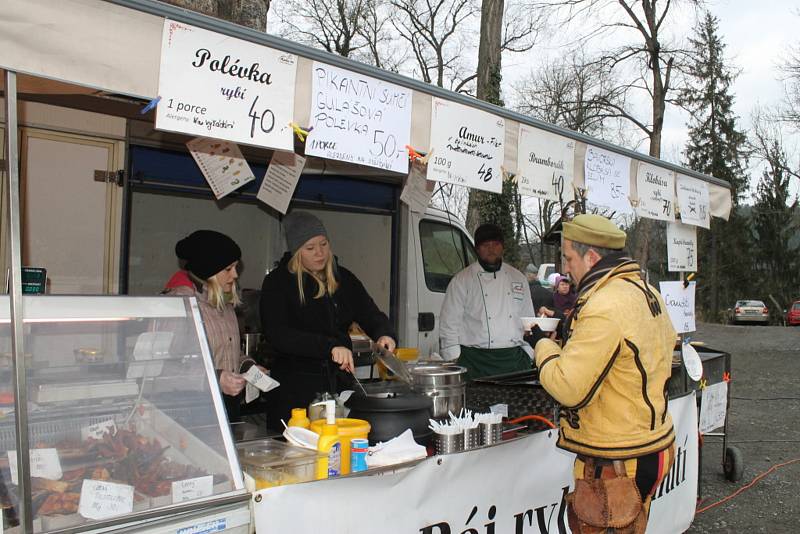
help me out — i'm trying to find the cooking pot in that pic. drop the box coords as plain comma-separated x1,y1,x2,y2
346,387,433,446
409,363,467,419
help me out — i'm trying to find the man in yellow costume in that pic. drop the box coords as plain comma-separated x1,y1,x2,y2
527,214,676,534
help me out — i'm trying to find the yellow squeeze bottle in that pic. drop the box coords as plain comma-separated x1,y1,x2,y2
287,407,311,429
313,400,341,479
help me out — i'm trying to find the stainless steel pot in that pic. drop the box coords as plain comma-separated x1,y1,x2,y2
409,364,467,418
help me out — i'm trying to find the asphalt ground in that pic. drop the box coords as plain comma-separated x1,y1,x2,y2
685,322,800,533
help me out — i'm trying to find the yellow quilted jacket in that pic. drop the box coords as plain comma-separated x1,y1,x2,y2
534,264,676,459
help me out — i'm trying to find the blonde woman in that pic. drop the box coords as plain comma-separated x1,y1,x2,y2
164,230,254,422
260,211,395,430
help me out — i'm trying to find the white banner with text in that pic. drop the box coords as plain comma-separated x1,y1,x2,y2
253,394,698,534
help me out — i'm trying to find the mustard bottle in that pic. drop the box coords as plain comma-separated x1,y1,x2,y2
287,407,311,429
312,400,341,479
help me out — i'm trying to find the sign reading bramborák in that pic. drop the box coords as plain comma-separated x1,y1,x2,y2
516,125,575,202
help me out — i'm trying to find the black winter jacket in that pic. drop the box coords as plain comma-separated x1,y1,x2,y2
260,253,395,427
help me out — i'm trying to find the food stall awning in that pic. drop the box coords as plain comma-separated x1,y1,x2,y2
0,0,733,219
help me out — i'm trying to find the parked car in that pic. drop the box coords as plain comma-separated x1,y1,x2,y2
729,300,770,325
786,300,800,326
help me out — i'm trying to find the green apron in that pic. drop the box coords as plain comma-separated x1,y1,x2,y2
457,345,532,381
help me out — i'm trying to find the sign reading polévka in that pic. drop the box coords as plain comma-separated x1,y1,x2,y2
676,174,710,229
516,125,575,202
666,222,697,272
156,20,297,151
636,162,675,221
428,98,505,194
585,145,632,214
306,62,412,174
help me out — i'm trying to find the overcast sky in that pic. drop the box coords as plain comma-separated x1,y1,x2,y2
503,0,800,202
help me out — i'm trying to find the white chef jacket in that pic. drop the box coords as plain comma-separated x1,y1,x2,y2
439,262,536,360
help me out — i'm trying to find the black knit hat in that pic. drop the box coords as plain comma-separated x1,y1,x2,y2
474,223,504,247
175,230,241,280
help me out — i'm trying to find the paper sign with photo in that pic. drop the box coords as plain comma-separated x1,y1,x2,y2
636,162,675,221
666,222,697,272
584,145,632,214
676,174,710,229
257,151,306,214
187,137,256,199
428,98,505,194
516,125,575,202
659,281,696,334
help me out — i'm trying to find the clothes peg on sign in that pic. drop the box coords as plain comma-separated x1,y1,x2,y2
683,272,696,289
289,122,312,142
722,372,731,383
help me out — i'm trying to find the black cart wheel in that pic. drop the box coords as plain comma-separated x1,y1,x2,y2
724,446,744,482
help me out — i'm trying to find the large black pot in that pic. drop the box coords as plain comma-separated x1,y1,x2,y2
346,390,433,446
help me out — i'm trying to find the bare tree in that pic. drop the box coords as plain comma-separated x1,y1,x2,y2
778,42,800,129
161,0,270,31
390,0,480,90
272,0,367,57
354,0,407,70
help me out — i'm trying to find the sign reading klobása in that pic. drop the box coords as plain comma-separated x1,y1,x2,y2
516,125,575,202
428,98,505,194
636,162,675,221
306,62,412,174
156,20,297,151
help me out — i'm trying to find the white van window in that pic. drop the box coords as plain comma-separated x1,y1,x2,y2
420,220,476,293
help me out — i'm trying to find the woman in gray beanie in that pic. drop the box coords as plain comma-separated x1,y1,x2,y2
260,211,396,429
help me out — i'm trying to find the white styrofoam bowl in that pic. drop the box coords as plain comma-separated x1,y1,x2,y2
520,316,560,332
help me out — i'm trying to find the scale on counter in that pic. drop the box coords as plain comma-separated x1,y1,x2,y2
5,266,47,294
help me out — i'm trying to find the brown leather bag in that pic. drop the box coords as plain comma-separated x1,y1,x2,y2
567,459,647,534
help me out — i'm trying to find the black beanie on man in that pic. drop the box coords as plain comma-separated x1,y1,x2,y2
474,223,504,247
175,230,241,280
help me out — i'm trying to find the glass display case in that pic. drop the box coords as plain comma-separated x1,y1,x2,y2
0,295,247,532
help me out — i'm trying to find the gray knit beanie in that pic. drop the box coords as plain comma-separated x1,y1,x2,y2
283,211,328,252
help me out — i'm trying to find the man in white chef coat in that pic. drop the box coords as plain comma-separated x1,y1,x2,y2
439,223,535,380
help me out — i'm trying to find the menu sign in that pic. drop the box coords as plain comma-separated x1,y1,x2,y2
636,162,675,221
666,222,697,272
660,281,696,334
676,174,710,229
172,476,214,503
306,63,412,174
257,151,306,214
187,138,256,199
584,145,632,213
516,125,575,202
428,98,505,194
156,20,297,151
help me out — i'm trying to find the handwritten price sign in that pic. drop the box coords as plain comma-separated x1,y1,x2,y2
307,63,412,174
666,222,697,272
78,480,134,520
428,98,505,194
516,125,575,202
156,20,297,151
676,174,710,229
636,162,675,221
584,145,632,214
660,281,696,334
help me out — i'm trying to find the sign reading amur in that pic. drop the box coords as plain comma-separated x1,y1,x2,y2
156,20,297,151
